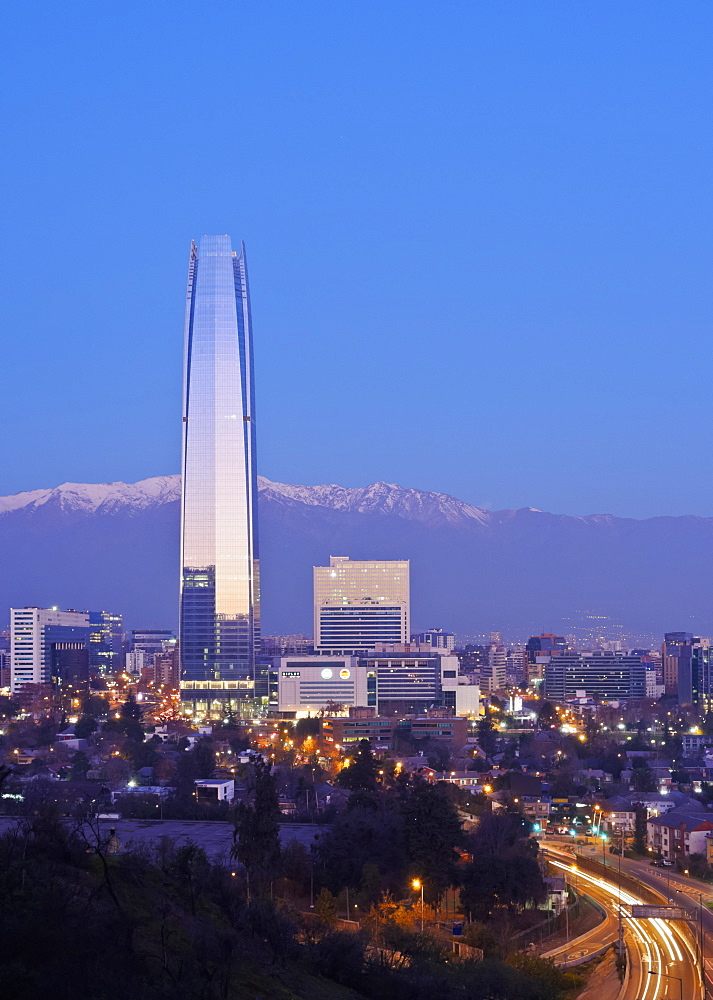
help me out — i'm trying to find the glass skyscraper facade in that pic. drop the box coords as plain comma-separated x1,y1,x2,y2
180,235,260,715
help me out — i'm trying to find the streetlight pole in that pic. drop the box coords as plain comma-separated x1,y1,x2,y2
648,970,682,1000
412,879,424,933
698,891,706,999
617,830,623,959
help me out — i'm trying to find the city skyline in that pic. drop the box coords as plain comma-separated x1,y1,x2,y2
179,235,260,714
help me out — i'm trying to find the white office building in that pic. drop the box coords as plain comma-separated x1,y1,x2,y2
314,556,409,653
10,606,90,692
276,656,367,714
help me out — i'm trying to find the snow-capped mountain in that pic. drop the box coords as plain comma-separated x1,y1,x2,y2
0,476,180,517
0,475,491,526
1,474,712,637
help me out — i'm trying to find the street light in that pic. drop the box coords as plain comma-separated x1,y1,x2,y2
648,970,682,1000
599,832,608,864
412,878,424,933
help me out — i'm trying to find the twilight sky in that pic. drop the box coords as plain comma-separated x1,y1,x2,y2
1,2,711,519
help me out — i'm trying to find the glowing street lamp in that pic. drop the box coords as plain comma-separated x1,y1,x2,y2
412,879,424,932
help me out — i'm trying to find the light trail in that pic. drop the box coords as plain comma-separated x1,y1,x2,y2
544,848,700,1000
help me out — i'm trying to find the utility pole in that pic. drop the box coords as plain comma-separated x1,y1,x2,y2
617,830,623,959
698,891,706,999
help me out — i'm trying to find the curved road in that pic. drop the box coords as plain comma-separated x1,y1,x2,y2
542,843,702,1000
581,846,713,997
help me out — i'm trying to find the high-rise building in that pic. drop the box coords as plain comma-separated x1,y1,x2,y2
314,556,409,653
154,644,180,689
662,632,697,703
662,633,713,707
10,607,90,694
543,652,647,702
482,643,507,694
179,235,260,716
88,610,123,674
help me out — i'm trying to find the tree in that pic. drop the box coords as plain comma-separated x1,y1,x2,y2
69,750,90,781
477,713,498,758
74,716,97,740
120,692,142,723
401,780,463,902
295,716,320,740
193,737,215,778
630,760,657,793
315,887,338,925
0,696,20,719
632,802,648,855
460,854,545,920
468,811,536,859
82,694,108,718
232,758,281,894
174,746,200,800
315,797,406,894
337,739,377,791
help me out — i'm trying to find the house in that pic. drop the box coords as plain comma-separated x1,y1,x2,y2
647,808,713,861
437,771,483,790
194,779,235,803
602,792,703,833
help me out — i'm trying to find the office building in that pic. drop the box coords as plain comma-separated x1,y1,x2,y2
661,632,713,706
544,652,647,702
413,628,455,651
179,235,260,715
88,611,123,674
274,656,366,715
10,607,90,694
482,643,507,694
273,645,478,718
314,556,409,653
154,644,180,688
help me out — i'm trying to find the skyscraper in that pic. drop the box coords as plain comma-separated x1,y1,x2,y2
179,235,260,716
313,556,409,653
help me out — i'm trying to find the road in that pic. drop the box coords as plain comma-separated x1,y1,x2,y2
542,843,702,1000
576,844,713,997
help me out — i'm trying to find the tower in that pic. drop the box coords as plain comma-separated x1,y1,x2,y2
179,235,260,716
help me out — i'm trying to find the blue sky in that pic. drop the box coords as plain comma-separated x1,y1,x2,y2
1,2,711,518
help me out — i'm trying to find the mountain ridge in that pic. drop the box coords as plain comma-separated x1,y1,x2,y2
0,473,692,526
1,474,712,637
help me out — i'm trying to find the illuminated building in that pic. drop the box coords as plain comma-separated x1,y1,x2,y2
10,606,89,694
88,610,123,674
314,556,409,653
179,235,260,715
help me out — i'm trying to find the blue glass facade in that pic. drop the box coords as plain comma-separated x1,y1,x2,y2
180,235,260,708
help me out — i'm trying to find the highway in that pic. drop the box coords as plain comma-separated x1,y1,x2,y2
542,843,703,1000
579,845,713,997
